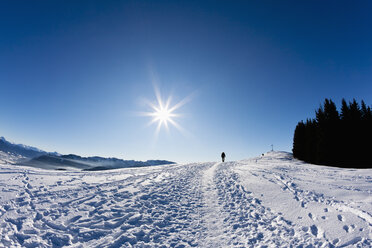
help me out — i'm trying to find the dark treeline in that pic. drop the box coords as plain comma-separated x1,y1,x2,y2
293,99,372,168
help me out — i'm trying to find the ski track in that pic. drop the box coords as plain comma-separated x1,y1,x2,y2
0,152,371,247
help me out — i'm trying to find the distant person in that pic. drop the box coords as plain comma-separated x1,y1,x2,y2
221,152,226,162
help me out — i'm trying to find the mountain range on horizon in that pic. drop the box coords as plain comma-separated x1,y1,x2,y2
0,136,174,171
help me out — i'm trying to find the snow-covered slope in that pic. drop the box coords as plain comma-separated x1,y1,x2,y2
0,151,371,247
0,137,60,165
0,137,48,164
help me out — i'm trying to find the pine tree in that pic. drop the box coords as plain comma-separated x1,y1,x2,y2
293,98,372,168
341,98,349,121
304,118,317,163
293,121,306,160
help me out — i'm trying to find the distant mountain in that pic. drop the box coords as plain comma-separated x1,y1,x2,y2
20,154,175,171
0,136,174,170
0,136,48,160
20,154,92,170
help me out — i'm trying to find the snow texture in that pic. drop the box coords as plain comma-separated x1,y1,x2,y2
0,151,371,247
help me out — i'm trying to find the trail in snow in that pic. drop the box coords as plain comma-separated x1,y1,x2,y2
199,162,228,247
0,151,371,247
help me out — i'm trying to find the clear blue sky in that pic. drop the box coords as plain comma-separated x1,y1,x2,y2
0,1,371,163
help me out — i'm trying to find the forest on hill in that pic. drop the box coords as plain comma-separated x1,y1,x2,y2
293,99,372,168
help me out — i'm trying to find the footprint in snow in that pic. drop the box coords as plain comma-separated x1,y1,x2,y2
310,224,319,237
308,212,316,220
337,214,344,221
332,238,340,245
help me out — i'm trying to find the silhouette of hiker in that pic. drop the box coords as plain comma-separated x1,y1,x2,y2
221,152,226,162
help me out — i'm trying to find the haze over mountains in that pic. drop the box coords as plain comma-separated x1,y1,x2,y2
0,137,174,171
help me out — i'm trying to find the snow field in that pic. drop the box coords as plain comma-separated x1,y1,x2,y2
0,151,371,247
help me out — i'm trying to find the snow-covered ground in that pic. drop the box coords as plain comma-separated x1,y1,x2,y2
0,151,371,247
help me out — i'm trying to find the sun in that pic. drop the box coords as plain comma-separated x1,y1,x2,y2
150,98,177,129
141,85,192,136
154,105,173,124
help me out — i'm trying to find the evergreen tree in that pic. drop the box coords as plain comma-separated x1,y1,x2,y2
304,119,317,163
340,98,349,121
293,121,306,160
293,98,371,168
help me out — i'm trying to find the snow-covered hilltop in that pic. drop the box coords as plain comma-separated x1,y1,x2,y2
0,151,371,247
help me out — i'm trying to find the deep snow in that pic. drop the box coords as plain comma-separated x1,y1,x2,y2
0,151,371,247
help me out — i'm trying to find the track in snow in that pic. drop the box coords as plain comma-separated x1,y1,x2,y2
0,152,371,247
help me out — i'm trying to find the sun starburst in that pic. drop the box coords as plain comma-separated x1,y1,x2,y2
147,96,177,130
141,85,192,137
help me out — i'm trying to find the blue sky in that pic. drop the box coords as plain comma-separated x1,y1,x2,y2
0,1,371,163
